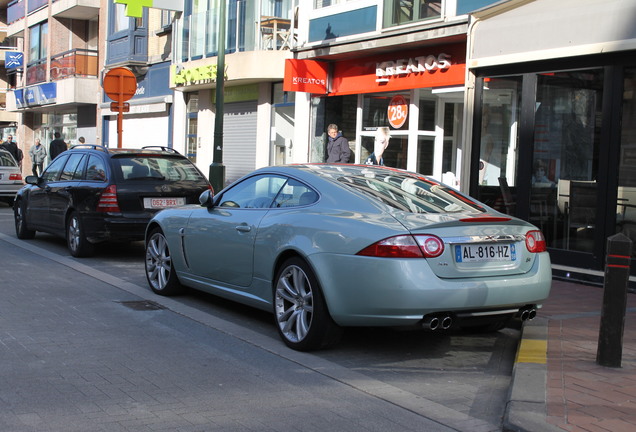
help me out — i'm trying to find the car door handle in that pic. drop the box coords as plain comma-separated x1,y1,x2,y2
236,225,251,233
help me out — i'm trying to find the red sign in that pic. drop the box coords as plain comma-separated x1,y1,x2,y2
103,67,137,102
283,59,328,94
388,95,408,129
330,43,466,96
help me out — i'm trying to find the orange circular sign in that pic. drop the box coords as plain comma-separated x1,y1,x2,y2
387,95,408,129
103,67,137,102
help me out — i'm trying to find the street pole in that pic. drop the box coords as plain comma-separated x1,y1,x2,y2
209,0,226,193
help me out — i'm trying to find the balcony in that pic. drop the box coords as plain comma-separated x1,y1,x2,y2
50,49,98,80
51,0,100,20
25,49,98,86
7,0,25,36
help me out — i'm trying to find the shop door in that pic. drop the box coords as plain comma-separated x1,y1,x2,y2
616,68,636,273
530,70,604,268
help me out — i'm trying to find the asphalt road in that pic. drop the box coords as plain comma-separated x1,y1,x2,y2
0,202,519,431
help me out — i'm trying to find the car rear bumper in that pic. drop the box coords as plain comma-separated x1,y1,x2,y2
308,252,552,327
83,213,152,243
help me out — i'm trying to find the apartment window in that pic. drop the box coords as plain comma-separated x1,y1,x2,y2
314,0,354,8
29,22,48,62
186,93,199,163
384,0,442,27
113,3,130,33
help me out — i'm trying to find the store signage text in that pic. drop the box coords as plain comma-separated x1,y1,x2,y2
283,59,329,94
376,53,451,83
173,64,223,86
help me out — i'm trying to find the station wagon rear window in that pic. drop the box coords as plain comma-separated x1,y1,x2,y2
112,156,206,182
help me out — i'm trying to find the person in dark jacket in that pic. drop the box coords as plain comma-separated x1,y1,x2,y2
326,124,351,163
49,132,67,160
0,135,20,164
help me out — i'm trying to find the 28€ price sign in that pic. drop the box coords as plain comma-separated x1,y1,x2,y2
387,95,408,129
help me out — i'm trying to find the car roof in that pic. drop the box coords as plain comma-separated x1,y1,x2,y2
68,145,184,158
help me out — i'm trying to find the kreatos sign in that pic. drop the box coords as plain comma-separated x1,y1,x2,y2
375,53,451,83
283,59,328,94
172,64,224,86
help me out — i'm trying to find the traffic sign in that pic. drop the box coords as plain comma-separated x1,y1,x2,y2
103,67,137,102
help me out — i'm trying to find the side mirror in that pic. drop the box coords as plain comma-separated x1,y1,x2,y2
199,189,215,208
25,175,39,185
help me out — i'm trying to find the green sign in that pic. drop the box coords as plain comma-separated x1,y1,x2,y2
114,0,152,18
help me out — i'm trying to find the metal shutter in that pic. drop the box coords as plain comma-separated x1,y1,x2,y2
223,101,258,185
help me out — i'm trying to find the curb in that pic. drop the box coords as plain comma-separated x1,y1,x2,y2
503,317,563,432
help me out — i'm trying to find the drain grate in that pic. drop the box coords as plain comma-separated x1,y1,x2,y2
117,300,166,311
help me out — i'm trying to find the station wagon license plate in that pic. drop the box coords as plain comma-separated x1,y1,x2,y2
455,244,516,263
144,197,185,209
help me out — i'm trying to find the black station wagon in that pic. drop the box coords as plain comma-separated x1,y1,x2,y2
14,145,211,257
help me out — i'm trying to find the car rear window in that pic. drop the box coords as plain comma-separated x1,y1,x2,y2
0,151,17,167
112,156,206,183
338,172,485,214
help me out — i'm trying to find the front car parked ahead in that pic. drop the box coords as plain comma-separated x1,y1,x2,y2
144,164,552,351
0,149,23,206
14,145,211,257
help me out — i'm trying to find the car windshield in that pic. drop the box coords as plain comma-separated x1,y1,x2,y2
337,171,485,214
113,155,206,182
0,151,17,167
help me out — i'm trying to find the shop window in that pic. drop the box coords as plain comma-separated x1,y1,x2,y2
383,1,442,28
417,137,434,175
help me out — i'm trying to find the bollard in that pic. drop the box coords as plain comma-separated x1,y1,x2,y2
596,233,632,367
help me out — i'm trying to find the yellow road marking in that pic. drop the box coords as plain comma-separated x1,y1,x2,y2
516,339,547,364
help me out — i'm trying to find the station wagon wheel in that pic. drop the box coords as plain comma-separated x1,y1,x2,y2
274,257,342,351
14,200,35,239
145,228,182,296
66,211,95,258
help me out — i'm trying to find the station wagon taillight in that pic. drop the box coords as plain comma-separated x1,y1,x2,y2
97,185,121,213
9,173,22,181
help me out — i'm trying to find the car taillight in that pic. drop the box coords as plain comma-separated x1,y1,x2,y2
526,230,547,253
356,234,444,258
9,173,22,181
97,185,121,212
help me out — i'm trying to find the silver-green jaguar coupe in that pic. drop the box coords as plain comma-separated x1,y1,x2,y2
144,164,551,351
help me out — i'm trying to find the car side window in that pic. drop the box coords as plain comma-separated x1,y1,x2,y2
218,174,287,209
60,154,85,181
273,179,318,207
86,155,107,182
41,155,69,182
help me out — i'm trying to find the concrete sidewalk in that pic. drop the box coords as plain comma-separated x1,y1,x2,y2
505,279,636,432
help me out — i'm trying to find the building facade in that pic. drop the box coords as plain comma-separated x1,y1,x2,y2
466,0,636,280
5,0,100,163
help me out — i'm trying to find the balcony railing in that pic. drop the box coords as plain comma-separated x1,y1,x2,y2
26,58,46,86
28,0,48,14
50,49,99,81
7,0,25,25
25,49,99,86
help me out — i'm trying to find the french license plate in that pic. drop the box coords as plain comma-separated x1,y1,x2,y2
455,244,516,263
144,197,185,209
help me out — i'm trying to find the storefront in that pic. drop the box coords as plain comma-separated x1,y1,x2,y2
468,0,636,281
285,41,467,184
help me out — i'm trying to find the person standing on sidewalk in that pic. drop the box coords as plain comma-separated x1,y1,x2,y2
326,124,351,163
49,132,67,161
29,138,47,177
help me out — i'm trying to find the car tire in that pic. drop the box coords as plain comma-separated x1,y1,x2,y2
274,257,342,351
145,228,183,296
67,211,95,258
14,199,36,239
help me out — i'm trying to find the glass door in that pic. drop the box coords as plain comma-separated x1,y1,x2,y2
532,70,603,254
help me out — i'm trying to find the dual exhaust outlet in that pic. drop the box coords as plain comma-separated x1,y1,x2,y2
520,306,537,321
422,313,453,331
